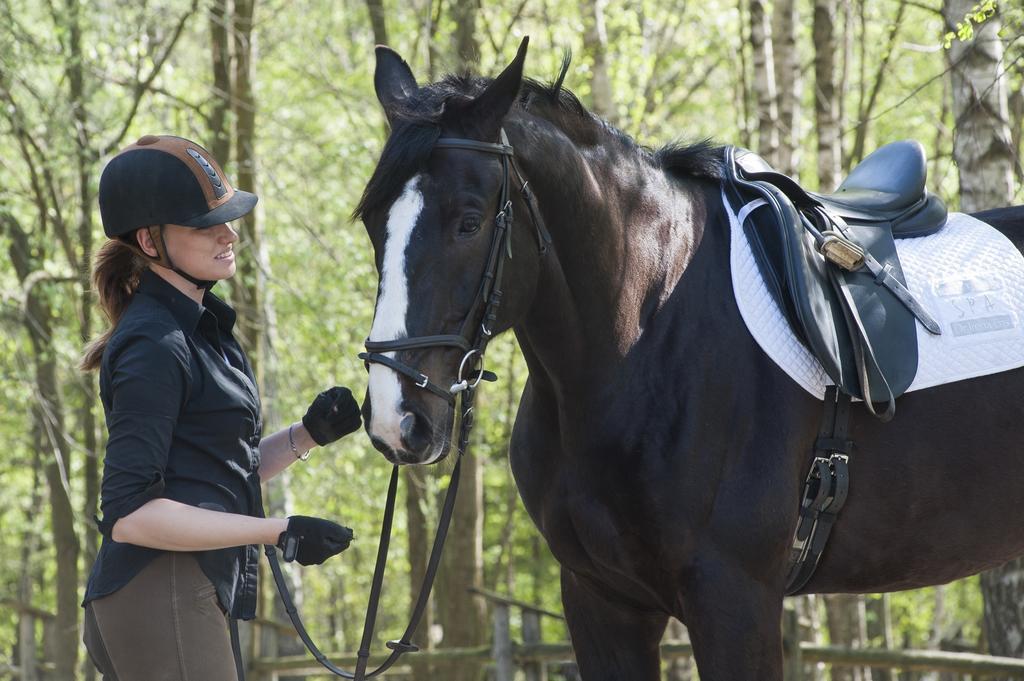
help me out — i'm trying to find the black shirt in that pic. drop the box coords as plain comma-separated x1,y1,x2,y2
83,269,263,620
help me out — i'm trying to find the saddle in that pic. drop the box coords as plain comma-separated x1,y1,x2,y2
723,140,947,419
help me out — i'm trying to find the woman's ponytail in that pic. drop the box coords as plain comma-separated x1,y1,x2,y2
80,238,146,371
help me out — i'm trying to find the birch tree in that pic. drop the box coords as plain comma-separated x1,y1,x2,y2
813,0,840,189
771,0,800,175
943,1,1019,666
748,0,779,163
943,0,1015,212
582,0,614,121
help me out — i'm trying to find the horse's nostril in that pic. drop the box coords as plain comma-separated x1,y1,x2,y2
399,411,432,457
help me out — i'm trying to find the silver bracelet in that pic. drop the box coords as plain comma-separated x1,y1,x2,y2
288,423,311,461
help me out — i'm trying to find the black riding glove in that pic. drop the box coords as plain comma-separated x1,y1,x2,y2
302,386,361,446
277,515,354,566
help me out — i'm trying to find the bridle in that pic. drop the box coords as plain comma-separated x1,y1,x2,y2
359,129,550,402
262,128,551,681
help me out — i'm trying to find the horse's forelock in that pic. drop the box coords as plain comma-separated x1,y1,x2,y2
353,118,440,222
354,80,486,222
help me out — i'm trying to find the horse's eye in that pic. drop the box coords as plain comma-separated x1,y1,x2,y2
460,215,482,234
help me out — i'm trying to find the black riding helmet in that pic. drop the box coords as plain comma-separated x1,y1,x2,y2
99,134,258,288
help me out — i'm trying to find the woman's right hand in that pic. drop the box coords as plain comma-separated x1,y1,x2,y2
277,515,354,565
302,386,362,447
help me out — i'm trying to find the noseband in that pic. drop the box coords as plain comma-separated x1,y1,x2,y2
262,129,550,681
358,129,551,404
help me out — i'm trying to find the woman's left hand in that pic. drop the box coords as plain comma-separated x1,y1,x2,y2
302,386,362,446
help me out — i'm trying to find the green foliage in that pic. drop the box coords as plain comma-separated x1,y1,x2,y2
1,0,1021,676
942,0,997,48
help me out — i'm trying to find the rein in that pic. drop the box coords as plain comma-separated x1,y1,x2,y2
263,129,549,680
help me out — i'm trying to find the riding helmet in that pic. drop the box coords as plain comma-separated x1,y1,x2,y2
99,134,257,239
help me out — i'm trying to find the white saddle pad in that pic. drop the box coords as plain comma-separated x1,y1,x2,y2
724,192,1024,399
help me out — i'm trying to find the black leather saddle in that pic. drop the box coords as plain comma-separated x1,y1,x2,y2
723,140,947,419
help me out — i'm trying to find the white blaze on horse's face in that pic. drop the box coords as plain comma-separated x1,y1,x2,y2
367,176,424,452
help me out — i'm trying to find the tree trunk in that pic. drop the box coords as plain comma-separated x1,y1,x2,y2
17,448,44,681
838,0,853,173
9,214,81,681
943,0,1015,212
813,0,840,190
981,559,1024,673
64,3,101,652
434,9,487,680
365,0,389,47
359,3,435,678
229,0,261,358
581,0,614,122
735,0,752,149
771,0,800,176
222,0,300,671
405,467,435,681
824,594,871,681
1009,86,1023,183
748,0,778,164
450,0,480,73
209,0,232,165
426,0,442,81
798,595,826,681
932,75,952,196
436,448,486,681
866,594,894,681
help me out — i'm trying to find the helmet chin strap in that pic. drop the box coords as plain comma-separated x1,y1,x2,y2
146,225,216,290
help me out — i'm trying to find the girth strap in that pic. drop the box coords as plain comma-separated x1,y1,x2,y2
785,386,852,595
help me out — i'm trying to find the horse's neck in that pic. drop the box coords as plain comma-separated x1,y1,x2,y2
510,120,711,392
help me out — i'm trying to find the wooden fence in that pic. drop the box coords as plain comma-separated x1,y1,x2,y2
6,593,1024,680
1,598,56,681
246,591,1024,681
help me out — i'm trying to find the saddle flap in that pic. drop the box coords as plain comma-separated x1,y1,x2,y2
829,222,919,401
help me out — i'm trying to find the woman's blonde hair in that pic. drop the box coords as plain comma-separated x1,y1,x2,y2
80,237,147,371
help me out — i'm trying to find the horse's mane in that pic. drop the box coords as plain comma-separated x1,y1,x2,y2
354,55,723,221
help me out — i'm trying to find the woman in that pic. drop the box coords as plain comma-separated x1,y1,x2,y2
80,134,360,680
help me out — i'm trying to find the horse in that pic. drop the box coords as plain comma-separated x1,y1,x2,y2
355,38,1024,679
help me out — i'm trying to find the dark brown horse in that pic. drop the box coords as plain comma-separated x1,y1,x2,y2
356,39,1024,679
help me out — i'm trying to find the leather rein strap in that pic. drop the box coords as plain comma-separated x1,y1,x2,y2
262,130,549,680
264,440,465,679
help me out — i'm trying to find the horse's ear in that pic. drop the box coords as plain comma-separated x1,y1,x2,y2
374,45,418,121
464,36,529,139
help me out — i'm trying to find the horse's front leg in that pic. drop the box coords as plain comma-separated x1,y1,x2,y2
561,568,668,681
682,554,785,681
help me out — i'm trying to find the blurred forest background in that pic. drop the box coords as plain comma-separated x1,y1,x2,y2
1,0,1023,679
